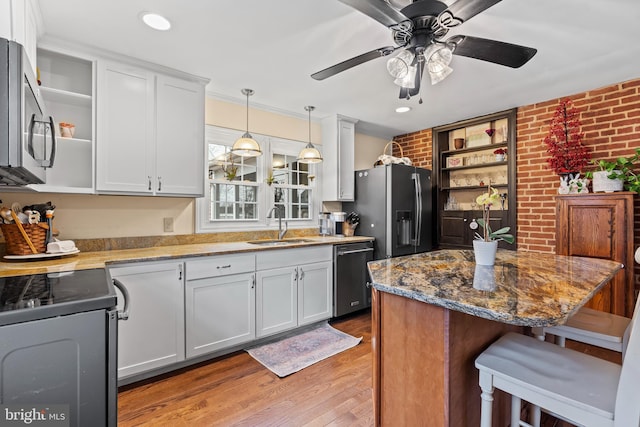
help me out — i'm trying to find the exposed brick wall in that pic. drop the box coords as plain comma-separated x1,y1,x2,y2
393,129,433,168
392,78,640,297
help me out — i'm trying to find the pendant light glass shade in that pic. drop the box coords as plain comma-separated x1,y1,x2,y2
231,88,262,157
297,106,323,164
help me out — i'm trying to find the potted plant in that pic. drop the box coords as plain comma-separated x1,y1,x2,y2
472,185,514,265
543,98,591,189
493,148,507,162
586,148,640,193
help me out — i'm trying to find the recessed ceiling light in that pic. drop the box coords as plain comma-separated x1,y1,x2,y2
395,106,411,113
141,12,171,31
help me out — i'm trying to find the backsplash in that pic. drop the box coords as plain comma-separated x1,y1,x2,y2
0,228,319,255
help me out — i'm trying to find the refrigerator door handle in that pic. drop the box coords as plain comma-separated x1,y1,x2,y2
412,173,422,247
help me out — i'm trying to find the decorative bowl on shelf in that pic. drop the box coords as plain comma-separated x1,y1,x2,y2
59,122,75,138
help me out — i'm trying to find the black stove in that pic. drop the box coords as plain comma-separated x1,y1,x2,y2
0,268,116,326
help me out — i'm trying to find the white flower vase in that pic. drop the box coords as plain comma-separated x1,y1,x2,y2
473,240,498,266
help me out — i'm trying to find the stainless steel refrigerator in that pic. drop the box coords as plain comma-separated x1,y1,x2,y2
344,163,433,260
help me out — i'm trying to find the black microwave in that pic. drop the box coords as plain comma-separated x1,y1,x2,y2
0,37,56,185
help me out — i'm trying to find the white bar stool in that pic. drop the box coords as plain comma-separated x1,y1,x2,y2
532,307,631,354
475,295,640,427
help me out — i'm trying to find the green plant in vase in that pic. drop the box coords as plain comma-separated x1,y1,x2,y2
585,148,640,193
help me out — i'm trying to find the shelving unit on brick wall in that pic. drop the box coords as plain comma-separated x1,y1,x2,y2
431,109,517,250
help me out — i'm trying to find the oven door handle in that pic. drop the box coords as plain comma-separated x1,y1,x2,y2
112,278,130,321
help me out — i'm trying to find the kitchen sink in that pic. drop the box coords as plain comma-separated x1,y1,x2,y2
246,239,313,246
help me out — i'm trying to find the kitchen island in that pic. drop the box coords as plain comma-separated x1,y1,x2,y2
367,249,623,427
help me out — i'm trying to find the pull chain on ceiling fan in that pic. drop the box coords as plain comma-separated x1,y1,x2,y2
311,0,537,100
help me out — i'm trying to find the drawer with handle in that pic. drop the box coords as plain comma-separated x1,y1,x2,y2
185,254,255,280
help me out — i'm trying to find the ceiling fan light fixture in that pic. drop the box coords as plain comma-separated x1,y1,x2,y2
425,45,454,85
386,49,414,79
297,106,323,164
231,89,262,157
393,64,417,89
428,64,453,85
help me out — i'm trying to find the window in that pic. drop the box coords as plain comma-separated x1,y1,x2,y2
208,144,259,221
270,152,312,220
196,126,320,232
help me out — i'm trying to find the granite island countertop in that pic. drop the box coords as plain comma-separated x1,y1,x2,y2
0,235,374,277
367,249,623,327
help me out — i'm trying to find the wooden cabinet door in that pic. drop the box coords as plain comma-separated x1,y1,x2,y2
556,193,634,315
440,211,467,247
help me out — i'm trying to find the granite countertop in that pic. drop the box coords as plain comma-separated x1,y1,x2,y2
367,249,623,327
0,235,373,277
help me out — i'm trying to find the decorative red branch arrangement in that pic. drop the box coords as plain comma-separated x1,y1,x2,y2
544,98,591,174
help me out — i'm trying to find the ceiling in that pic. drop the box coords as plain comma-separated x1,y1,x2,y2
37,0,640,139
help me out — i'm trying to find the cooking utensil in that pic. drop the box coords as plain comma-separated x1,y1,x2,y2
346,212,360,225
10,210,38,254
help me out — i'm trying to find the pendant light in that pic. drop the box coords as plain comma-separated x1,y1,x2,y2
297,106,323,164
231,88,262,157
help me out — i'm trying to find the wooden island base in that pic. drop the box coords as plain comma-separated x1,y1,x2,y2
372,289,522,426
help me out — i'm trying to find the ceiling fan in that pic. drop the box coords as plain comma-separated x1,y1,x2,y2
311,0,537,101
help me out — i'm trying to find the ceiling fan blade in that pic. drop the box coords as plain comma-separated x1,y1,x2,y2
449,35,537,68
311,46,398,80
439,0,502,26
339,0,409,28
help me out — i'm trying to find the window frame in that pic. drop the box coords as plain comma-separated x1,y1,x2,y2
196,125,321,233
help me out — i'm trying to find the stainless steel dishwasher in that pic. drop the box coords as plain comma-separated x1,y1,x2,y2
333,241,374,317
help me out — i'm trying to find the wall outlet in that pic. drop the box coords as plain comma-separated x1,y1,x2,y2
163,217,174,232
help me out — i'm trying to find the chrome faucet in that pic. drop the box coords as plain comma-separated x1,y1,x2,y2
267,206,288,240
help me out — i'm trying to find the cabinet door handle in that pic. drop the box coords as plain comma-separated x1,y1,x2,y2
178,264,183,281
299,268,305,280
251,274,255,289
148,176,152,191
158,177,162,192
216,264,231,269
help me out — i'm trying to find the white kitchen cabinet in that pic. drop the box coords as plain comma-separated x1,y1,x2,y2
1,0,39,72
185,254,256,358
297,260,332,326
156,74,205,196
96,60,206,197
322,114,358,201
109,261,185,380
30,47,95,193
256,246,333,338
96,60,155,194
255,266,298,338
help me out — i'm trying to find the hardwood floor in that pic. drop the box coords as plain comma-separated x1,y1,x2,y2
118,310,622,427
117,311,374,426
